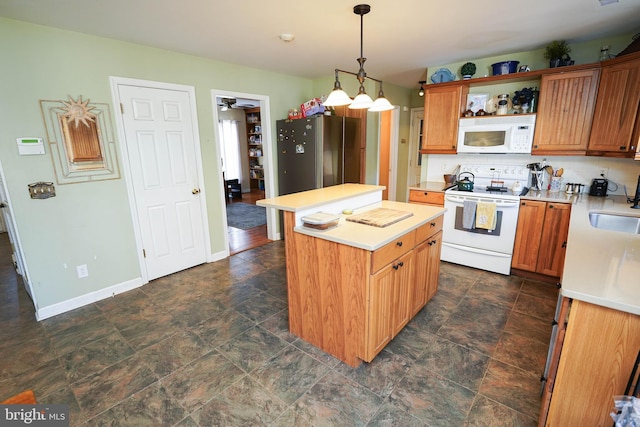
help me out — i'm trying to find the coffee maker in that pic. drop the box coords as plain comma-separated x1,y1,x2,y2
589,178,608,197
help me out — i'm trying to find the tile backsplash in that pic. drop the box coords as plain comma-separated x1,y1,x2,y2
424,154,640,196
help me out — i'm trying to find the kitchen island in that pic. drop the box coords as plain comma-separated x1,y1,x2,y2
530,191,640,427
257,184,446,367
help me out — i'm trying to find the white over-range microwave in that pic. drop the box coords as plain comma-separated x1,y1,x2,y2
457,115,536,154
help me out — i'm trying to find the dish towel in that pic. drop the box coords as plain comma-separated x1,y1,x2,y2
462,200,477,229
476,202,497,230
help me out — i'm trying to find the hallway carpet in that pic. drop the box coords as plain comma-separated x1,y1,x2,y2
0,235,555,425
226,202,267,230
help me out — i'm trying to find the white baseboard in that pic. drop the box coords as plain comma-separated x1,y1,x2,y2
35,277,145,321
210,249,229,262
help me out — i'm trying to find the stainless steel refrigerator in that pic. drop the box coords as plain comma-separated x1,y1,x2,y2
276,115,361,196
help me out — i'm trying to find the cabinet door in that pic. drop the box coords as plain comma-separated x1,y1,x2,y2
391,251,415,337
366,263,395,361
532,69,599,155
421,85,467,154
536,203,571,277
425,231,442,302
588,55,640,156
512,200,546,272
412,240,430,316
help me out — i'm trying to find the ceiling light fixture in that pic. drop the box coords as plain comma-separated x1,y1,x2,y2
418,81,426,97
323,4,394,112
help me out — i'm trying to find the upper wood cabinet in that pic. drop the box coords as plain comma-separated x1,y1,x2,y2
587,52,640,157
532,69,600,155
420,85,467,154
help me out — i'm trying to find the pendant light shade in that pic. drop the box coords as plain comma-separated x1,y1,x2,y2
369,84,394,112
323,89,352,107
323,71,353,107
325,4,391,112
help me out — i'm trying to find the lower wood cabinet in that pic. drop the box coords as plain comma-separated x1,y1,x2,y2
283,211,444,367
512,200,570,278
367,251,414,360
409,189,445,207
365,217,443,362
540,299,640,426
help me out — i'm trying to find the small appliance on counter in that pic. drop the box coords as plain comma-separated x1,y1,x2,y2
589,178,608,197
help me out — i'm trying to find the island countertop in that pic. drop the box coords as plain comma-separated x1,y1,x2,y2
560,194,640,315
294,200,445,251
256,183,384,212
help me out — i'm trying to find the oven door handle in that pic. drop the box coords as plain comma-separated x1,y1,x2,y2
441,242,512,257
445,194,520,208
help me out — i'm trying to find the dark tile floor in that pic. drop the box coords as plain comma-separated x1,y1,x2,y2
0,235,558,426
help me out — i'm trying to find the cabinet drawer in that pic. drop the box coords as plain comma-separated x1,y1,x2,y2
409,190,444,206
371,231,416,274
416,215,444,243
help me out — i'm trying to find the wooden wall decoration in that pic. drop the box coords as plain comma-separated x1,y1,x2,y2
40,96,120,184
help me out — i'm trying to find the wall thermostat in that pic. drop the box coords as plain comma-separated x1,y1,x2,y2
16,137,45,155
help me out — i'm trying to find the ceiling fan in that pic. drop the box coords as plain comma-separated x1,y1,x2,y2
217,97,260,111
218,98,236,111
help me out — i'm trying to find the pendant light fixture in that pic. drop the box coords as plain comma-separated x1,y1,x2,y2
418,81,426,97
323,4,394,112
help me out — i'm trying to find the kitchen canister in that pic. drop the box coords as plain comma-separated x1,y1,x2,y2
549,177,562,193
496,94,509,115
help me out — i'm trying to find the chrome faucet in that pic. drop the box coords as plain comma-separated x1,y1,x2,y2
632,175,640,209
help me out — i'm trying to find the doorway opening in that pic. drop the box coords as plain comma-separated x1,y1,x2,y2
213,91,276,255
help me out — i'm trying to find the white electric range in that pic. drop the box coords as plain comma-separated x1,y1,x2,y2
441,164,530,275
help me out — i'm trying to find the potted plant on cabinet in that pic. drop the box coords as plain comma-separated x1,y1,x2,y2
460,62,476,79
544,40,572,68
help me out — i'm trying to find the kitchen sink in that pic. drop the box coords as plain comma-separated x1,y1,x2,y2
588,211,640,234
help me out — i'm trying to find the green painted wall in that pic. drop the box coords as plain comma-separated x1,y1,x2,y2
0,18,312,310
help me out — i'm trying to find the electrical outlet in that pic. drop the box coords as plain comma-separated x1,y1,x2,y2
600,168,609,178
76,264,88,278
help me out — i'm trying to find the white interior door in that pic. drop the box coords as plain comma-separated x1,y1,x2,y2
117,83,207,280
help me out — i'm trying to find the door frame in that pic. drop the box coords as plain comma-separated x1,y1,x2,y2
211,89,278,242
110,77,212,283
377,106,400,201
0,161,34,302
406,107,424,200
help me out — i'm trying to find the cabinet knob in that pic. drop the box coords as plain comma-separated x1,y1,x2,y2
396,241,403,247
619,146,627,150
423,192,429,196
393,264,399,270
430,222,436,227
398,261,404,267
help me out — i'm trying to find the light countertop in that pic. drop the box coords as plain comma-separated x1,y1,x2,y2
294,200,446,251
559,193,640,315
408,181,455,192
256,184,384,212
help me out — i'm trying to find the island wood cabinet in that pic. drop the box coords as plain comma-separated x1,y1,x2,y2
511,200,571,278
587,52,640,157
540,299,640,426
409,189,445,207
420,85,467,154
531,68,600,155
283,210,444,367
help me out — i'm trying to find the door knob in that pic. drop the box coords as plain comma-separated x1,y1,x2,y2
192,188,201,194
